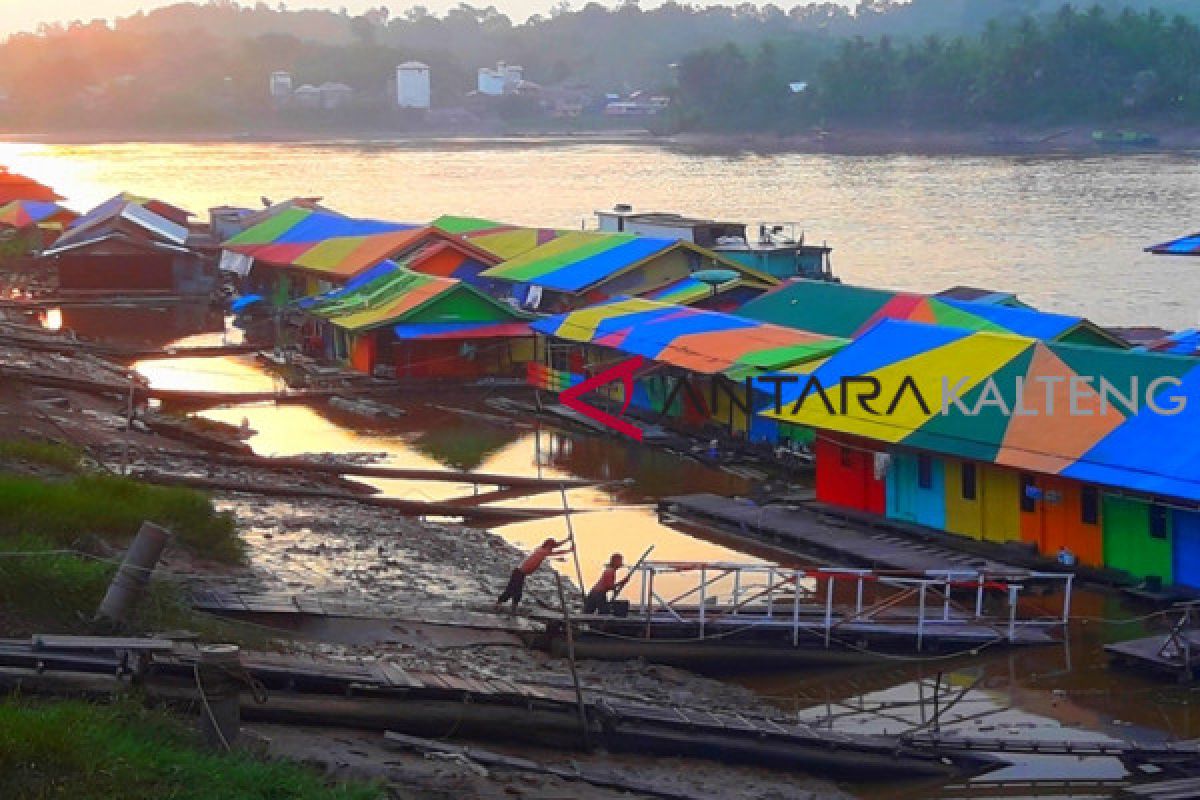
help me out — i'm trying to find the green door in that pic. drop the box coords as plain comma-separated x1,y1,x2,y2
1102,495,1173,584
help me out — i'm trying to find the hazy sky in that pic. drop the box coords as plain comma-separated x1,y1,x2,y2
0,0,856,35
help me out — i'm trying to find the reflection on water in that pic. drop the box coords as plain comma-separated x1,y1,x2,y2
4,140,1200,326
49,303,229,348
136,355,280,393
193,397,763,598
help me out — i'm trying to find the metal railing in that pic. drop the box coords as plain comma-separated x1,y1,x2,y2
627,561,1074,651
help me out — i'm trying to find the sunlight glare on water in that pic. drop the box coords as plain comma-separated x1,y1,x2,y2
4,140,1200,326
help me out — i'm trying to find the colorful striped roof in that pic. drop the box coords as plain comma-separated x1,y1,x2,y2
224,208,420,279
766,319,1200,502
532,297,847,379
432,215,570,261
307,267,526,334
0,200,76,229
481,232,688,293
1146,231,1200,255
739,279,1121,345
645,274,769,309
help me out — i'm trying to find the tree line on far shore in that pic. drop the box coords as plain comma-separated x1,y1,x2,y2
0,1,1198,133
673,5,1200,132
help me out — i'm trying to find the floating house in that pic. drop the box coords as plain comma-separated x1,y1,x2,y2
221,207,420,299
0,200,78,251
301,267,532,380
531,297,846,441
739,279,1127,348
41,195,215,295
764,319,1200,590
479,231,776,313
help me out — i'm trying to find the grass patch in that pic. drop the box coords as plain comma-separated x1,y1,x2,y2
0,535,259,642
0,439,84,472
0,473,241,562
0,699,383,800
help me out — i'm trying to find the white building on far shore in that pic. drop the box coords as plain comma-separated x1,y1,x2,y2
397,62,431,109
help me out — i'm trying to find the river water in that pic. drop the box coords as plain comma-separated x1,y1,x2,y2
12,138,1200,796
4,139,1200,327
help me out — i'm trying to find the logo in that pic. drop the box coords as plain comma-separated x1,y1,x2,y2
560,356,645,441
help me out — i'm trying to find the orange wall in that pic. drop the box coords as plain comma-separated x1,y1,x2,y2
1019,475,1103,566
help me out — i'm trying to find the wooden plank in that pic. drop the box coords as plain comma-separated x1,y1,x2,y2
31,635,175,652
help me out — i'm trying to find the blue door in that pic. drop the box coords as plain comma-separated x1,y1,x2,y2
1172,510,1200,589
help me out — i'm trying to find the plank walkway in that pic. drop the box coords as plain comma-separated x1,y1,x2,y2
661,493,1022,574
1106,629,1200,680
8,636,1196,779
190,589,536,632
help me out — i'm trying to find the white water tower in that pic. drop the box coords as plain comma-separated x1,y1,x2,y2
396,62,431,109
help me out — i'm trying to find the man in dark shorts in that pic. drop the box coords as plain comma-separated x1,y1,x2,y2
496,537,571,612
583,553,626,615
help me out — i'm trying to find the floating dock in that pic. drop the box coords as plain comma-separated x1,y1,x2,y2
534,561,1072,666
1106,605,1200,682
660,493,1025,574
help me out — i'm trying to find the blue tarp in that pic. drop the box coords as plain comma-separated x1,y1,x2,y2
273,213,414,244
940,298,1082,341
231,294,264,312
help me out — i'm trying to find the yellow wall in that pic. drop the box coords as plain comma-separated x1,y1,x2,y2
980,467,1021,543
944,459,983,540
944,460,1022,543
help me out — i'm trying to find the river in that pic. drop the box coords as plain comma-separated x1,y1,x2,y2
3,139,1200,327
13,139,1200,796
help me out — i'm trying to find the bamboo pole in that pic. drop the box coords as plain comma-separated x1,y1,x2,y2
554,572,591,748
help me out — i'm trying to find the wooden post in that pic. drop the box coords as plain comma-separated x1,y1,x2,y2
560,486,587,604
96,521,170,625
121,373,135,475
196,644,242,750
554,573,590,748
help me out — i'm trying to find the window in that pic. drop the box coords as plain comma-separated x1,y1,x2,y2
917,454,933,490
1150,505,1169,540
1020,474,1037,513
961,462,977,501
1081,486,1099,525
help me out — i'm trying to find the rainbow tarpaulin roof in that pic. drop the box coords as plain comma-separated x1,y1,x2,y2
306,267,528,334
432,215,570,261
1146,231,1200,255
0,168,62,204
481,232,690,293
0,200,76,229
738,279,1122,346
532,297,847,379
645,274,770,308
766,319,1200,502
224,208,420,280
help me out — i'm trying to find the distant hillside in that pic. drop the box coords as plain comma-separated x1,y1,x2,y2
2,1,1198,135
